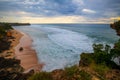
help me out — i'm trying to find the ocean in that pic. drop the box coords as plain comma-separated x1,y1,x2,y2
13,24,119,71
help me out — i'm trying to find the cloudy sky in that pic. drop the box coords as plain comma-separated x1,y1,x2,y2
0,0,120,23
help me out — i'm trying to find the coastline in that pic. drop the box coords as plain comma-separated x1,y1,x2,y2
1,28,43,72
2,30,23,58
14,30,43,72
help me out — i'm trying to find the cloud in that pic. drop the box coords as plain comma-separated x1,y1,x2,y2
0,11,40,18
0,0,17,1
82,9,96,14
110,17,120,20
0,15,110,24
0,0,79,17
72,0,84,5
0,15,86,23
0,0,120,23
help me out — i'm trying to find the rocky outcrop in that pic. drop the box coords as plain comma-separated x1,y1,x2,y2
110,21,120,36
0,57,33,80
0,40,11,53
9,23,31,26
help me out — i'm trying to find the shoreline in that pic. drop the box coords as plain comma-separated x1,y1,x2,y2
14,30,44,72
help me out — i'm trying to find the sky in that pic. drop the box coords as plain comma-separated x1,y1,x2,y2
0,0,120,24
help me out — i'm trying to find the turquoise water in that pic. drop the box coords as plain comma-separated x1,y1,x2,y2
13,24,119,71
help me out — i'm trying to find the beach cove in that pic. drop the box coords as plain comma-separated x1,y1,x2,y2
0,27,43,72
13,24,119,71
13,29,43,72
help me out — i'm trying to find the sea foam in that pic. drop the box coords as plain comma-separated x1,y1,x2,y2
13,24,118,71
31,26,93,71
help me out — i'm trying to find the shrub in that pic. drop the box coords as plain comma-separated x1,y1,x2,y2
64,65,78,77
64,65,92,80
93,63,110,77
28,72,53,80
79,70,92,80
79,53,93,66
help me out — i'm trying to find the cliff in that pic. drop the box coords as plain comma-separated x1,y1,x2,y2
110,20,120,36
0,22,30,26
9,23,31,26
0,57,34,80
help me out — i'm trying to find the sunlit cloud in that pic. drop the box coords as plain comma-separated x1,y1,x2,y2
0,16,86,23
0,15,111,24
0,0,120,23
82,9,96,14
110,17,120,22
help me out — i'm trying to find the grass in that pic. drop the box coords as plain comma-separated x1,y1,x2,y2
79,70,92,80
28,65,92,80
64,65,92,80
28,72,53,80
90,62,110,80
64,65,78,77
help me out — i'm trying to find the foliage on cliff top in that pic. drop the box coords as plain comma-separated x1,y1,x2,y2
29,65,92,80
0,23,13,52
111,20,120,36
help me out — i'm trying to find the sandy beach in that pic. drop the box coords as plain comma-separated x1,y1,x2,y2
14,30,43,72
1,29,43,72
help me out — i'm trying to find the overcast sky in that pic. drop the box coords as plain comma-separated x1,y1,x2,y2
0,0,120,23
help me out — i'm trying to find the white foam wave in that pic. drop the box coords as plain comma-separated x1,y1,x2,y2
32,27,94,71
14,26,94,71
41,27,93,52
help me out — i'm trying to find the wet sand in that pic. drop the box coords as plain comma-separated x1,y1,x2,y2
14,31,43,72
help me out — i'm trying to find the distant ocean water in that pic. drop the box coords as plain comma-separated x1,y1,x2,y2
13,24,119,71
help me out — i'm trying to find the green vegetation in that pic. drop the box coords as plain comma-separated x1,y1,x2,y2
0,23,13,30
0,23,13,38
0,23,13,52
64,65,79,76
111,20,120,36
80,42,120,68
92,63,109,77
79,70,92,80
63,66,92,80
0,57,26,80
29,65,92,80
111,20,120,30
29,72,53,80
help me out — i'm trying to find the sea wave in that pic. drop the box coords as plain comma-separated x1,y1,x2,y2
13,24,118,71
33,26,94,71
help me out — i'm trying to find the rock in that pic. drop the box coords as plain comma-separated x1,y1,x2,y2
0,57,31,80
19,47,23,51
110,21,120,36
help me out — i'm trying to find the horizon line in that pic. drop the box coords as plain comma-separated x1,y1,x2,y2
0,22,110,25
